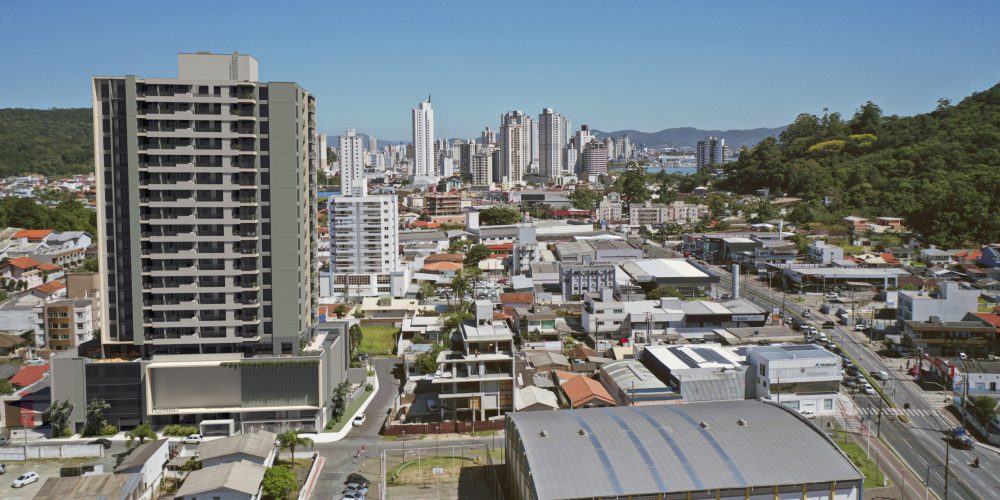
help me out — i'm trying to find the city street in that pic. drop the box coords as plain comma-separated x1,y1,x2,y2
713,265,1000,499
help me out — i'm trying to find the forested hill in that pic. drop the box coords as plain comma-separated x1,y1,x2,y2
0,108,94,177
718,82,1000,247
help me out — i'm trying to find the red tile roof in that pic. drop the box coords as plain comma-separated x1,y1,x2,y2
973,312,1000,330
34,281,66,295
10,364,48,388
7,257,41,270
499,292,534,304
487,243,514,252
13,229,53,240
425,253,464,263
422,262,463,272
37,263,61,272
561,375,616,408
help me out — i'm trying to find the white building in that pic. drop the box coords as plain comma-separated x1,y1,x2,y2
470,151,493,187
582,289,684,339
897,281,979,324
328,195,407,300
499,111,532,185
412,96,437,183
807,240,844,264
537,108,568,179
339,128,366,197
747,344,841,416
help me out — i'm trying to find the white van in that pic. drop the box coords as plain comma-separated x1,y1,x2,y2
874,370,889,381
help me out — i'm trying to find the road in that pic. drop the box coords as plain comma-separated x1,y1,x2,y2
712,265,1000,499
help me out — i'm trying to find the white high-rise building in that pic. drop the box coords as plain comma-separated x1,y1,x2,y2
319,134,328,169
368,135,377,153
481,126,496,146
696,136,726,170
329,194,406,300
339,128,366,196
538,108,568,179
576,125,593,159
470,151,493,186
412,96,437,182
499,111,532,184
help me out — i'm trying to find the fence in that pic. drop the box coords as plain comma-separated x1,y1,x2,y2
0,443,105,461
380,442,505,500
382,419,505,436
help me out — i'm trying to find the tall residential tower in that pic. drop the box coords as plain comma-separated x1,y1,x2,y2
339,128,366,196
93,52,318,357
411,96,437,183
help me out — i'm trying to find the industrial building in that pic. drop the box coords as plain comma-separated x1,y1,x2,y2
621,258,720,296
641,344,749,402
504,400,864,500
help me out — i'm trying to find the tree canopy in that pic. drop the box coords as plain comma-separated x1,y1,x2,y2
717,84,1000,247
0,108,93,177
478,206,522,226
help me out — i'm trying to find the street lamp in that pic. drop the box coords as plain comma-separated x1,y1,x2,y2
925,463,945,500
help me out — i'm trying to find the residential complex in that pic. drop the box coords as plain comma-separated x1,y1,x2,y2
328,194,405,300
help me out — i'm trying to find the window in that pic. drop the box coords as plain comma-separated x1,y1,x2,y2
824,399,834,411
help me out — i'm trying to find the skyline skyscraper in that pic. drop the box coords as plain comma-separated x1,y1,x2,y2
499,110,532,184
339,128,366,196
696,136,726,170
411,96,436,182
538,108,568,179
93,52,318,357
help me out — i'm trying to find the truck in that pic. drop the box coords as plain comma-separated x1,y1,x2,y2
949,427,975,449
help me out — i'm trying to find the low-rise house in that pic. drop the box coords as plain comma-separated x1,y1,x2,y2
513,386,559,412
114,438,170,495
499,292,534,309
901,319,996,358
34,473,143,500
195,430,277,468
560,374,616,408
29,280,67,300
174,460,266,500
526,351,570,373
512,305,558,339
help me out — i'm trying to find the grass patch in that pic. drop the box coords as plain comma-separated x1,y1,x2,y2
387,456,481,486
834,437,888,488
358,325,399,356
324,386,375,433
487,447,504,461
469,430,498,437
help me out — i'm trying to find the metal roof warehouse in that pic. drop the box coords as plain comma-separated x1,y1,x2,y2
504,400,864,500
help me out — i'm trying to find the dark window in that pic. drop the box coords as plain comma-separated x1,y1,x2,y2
260,104,268,117
260,122,269,134
258,87,268,100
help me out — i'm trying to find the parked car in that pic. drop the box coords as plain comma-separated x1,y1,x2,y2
345,484,369,495
352,414,367,427
88,438,112,449
843,379,858,388
862,384,876,395
12,471,39,488
0,464,6,474
822,321,835,329
798,409,816,419
342,492,365,500
825,292,839,300
182,434,203,444
0,436,9,447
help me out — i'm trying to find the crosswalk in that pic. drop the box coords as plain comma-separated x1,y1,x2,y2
855,406,937,417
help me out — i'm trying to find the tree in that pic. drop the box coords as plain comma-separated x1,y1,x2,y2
450,271,471,305
125,423,157,448
463,267,483,299
646,285,683,300
330,380,351,423
0,379,12,395
415,343,446,374
43,400,73,438
464,244,492,266
262,465,298,499
616,164,651,207
971,395,998,425
417,281,437,300
569,186,602,210
478,207,522,226
348,324,362,354
333,304,349,319
277,428,314,461
81,257,99,273
83,398,110,437
448,239,468,253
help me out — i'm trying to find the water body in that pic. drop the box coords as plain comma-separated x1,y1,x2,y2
645,166,698,176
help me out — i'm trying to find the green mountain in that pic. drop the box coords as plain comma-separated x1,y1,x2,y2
718,83,1000,247
0,108,94,177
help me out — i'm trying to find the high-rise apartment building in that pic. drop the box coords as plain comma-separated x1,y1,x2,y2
582,140,609,179
481,126,496,146
499,111,532,184
93,52,318,357
412,96,436,183
368,135,377,153
458,140,476,179
328,194,405,300
339,128,366,196
538,108,568,179
470,151,493,186
696,136,726,170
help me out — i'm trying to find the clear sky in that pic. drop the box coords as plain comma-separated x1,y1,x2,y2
3,0,999,140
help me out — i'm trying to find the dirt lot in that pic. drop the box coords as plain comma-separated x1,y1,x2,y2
0,456,117,499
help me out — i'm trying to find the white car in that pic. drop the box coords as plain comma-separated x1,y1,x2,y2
182,434,203,444
798,409,816,419
825,292,839,300
352,414,367,427
12,471,39,488
862,384,876,395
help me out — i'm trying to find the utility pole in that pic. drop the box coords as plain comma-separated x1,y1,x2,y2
944,440,951,499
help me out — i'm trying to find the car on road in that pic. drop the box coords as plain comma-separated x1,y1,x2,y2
802,309,811,318
12,471,39,488
822,321,835,329
345,483,369,494
88,438,112,449
825,292,839,300
862,383,876,395
843,379,858,388
874,370,890,381
182,434,203,444
352,414,367,427
798,409,816,419
0,463,6,474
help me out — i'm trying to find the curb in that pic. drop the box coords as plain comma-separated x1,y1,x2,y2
304,369,380,443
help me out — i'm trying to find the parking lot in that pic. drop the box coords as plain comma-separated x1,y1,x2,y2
0,455,118,499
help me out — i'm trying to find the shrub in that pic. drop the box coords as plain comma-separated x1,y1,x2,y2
365,383,374,392
262,465,298,499
162,424,199,437
97,424,118,436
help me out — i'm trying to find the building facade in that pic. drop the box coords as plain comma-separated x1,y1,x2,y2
537,108,567,179
499,111,532,185
93,52,318,357
328,194,405,300
338,128,365,196
411,97,436,182
696,136,726,170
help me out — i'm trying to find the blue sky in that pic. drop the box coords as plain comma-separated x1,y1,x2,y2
3,0,999,140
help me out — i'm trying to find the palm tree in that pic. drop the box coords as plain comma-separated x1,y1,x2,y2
277,429,314,462
125,423,158,448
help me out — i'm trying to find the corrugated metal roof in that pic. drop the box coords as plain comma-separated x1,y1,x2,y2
508,401,864,500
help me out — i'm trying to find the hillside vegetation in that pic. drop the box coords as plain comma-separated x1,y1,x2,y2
718,83,1000,247
0,108,94,177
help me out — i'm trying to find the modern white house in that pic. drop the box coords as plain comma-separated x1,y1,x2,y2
747,344,841,416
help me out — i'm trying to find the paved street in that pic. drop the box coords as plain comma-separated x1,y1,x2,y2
713,265,1000,499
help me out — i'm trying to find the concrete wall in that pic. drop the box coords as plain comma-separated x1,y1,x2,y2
0,443,104,461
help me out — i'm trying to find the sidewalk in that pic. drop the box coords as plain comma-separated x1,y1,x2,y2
304,372,380,444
